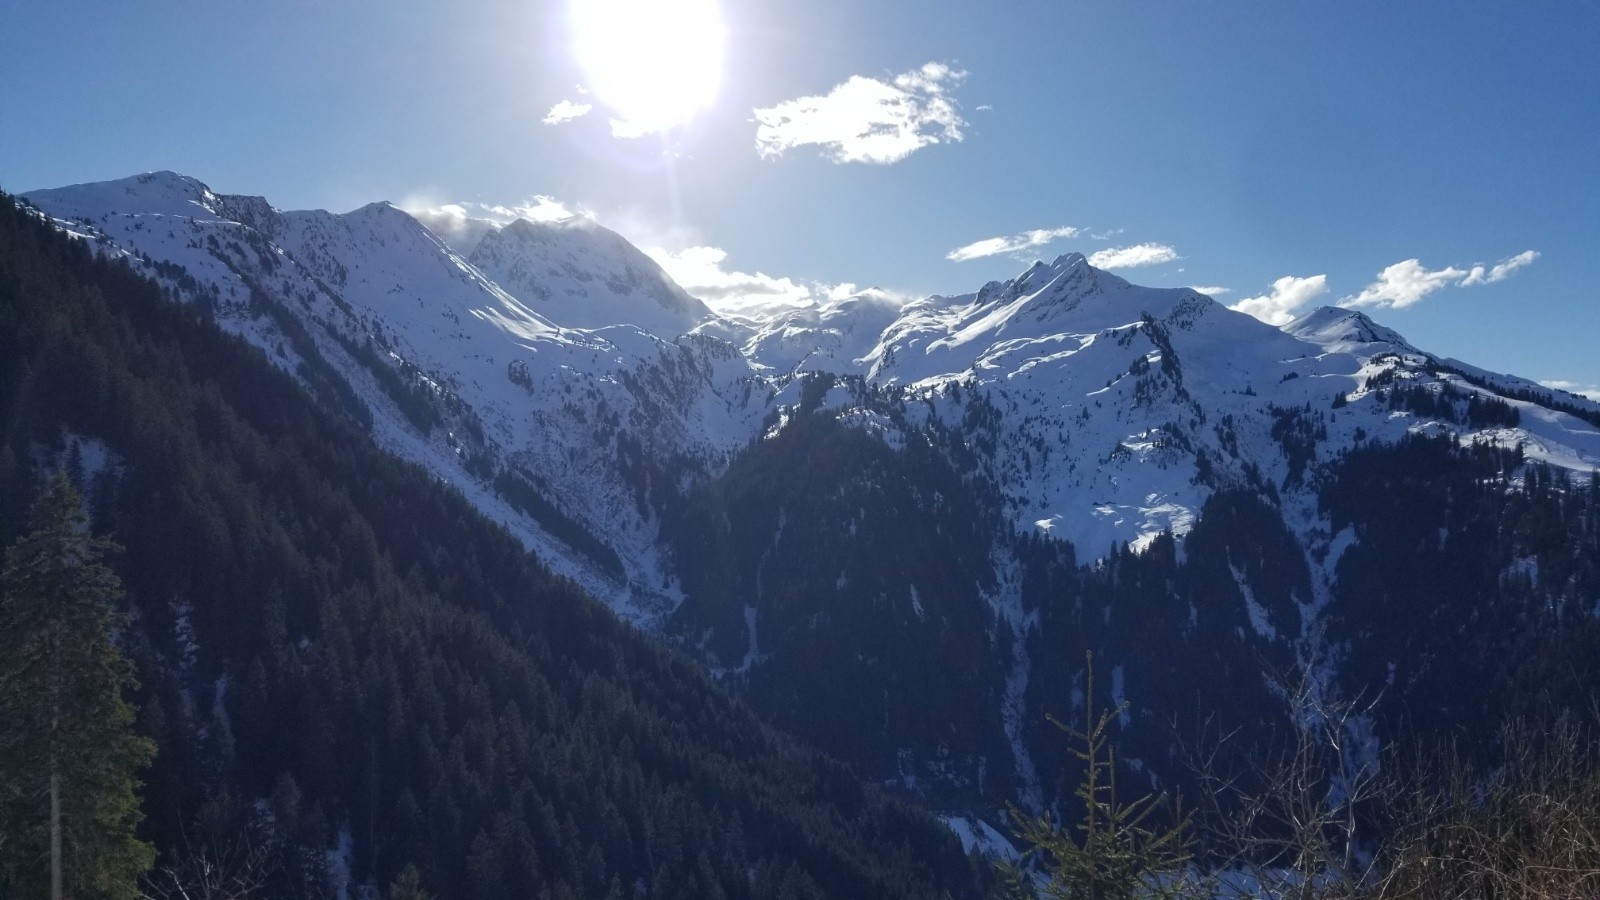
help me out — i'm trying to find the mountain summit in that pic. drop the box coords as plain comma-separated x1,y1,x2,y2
470,216,710,335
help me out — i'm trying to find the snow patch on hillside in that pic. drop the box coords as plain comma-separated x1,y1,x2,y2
943,816,1020,861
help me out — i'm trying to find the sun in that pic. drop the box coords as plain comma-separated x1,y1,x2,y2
570,0,727,137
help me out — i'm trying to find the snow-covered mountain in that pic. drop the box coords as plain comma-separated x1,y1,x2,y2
724,249,1600,558
26,171,770,622
22,171,1600,826
469,216,711,336
723,286,912,374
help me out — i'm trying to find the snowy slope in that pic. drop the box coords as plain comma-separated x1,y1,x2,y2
470,216,712,336
834,252,1600,557
25,172,1600,603
23,172,770,622
726,287,912,374
27,172,1600,591
23,169,1600,824
1282,304,1414,352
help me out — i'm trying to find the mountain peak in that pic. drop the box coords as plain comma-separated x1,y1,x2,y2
1012,252,1094,298
497,216,542,238
130,169,212,194
496,215,570,240
1284,305,1414,351
491,214,622,250
25,170,221,221
347,200,419,224
469,215,710,334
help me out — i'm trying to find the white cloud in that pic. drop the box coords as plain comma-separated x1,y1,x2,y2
1188,285,1232,296
406,195,849,319
822,282,913,306
1087,243,1179,269
406,203,500,252
1342,259,1467,309
543,99,593,126
647,248,912,318
404,196,583,253
1342,250,1538,309
753,62,967,164
645,245,816,313
947,226,1080,262
1229,275,1330,326
1462,250,1540,286
481,196,578,223
1539,380,1600,402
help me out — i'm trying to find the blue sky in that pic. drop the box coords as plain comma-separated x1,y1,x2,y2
4,1,1598,391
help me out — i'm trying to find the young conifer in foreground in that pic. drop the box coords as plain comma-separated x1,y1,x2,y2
1004,651,1195,899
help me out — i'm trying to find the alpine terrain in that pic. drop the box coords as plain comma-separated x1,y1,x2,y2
17,171,1600,859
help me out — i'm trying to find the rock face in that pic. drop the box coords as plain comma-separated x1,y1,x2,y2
26,172,1600,825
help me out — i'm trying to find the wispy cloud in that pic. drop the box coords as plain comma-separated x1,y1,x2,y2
823,282,913,306
645,245,815,313
645,247,911,319
404,204,483,251
407,196,867,320
1462,250,1540,286
484,197,578,223
1188,285,1232,296
404,196,583,252
543,99,593,126
1230,275,1330,326
947,226,1080,262
1087,243,1179,269
1539,380,1600,402
1342,259,1467,309
754,62,967,164
1342,250,1539,309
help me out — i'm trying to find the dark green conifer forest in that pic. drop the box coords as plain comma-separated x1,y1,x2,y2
668,374,1600,845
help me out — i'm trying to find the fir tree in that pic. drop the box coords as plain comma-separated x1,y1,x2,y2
1003,652,1193,899
0,472,155,899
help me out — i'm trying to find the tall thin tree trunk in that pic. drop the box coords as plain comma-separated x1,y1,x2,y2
50,622,63,900
50,769,61,900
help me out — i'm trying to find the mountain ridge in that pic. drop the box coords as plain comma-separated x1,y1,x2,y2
469,213,711,335
0,189,984,898
19,170,1600,835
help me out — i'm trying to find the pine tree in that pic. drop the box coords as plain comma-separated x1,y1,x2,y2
0,472,155,899
1003,652,1193,899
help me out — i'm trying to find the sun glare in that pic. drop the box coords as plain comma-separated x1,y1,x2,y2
570,0,726,137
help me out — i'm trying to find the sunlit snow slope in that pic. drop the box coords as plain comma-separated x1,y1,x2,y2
23,170,1600,824
25,173,1600,619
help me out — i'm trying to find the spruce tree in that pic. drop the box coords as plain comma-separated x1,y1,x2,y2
1003,652,1193,899
0,472,155,899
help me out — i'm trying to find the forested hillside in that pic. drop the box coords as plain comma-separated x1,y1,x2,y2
0,191,986,899
23,173,1600,828
670,380,1600,825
